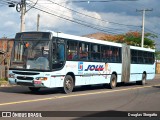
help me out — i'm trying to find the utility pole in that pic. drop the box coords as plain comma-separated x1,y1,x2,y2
20,0,26,32
136,9,153,48
10,0,37,32
37,14,40,31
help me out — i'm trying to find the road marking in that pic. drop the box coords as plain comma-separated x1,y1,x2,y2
0,84,160,106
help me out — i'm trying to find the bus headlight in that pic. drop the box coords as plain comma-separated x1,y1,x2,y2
9,73,15,78
35,77,48,81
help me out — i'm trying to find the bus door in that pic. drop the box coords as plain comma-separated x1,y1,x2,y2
50,38,66,87
121,44,130,82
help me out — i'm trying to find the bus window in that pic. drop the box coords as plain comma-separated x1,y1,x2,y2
148,52,154,64
58,44,65,61
143,52,148,64
79,42,89,61
111,47,119,62
67,41,78,60
91,44,100,61
101,45,110,62
137,51,143,63
131,50,138,64
52,41,65,69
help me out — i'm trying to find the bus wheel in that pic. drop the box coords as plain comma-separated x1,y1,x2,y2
137,73,146,85
28,87,40,92
109,74,117,89
63,75,74,94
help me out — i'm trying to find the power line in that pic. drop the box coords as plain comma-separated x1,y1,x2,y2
26,3,125,34
0,3,8,7
2,0,141,35
1,0,19,4
28,0,140,28
46,0,140,28
27,1,131,33
145,28,160,36
0,1,12,6
26,0,38,13
27,1,141,34
0,0,19,7
66,0,138,3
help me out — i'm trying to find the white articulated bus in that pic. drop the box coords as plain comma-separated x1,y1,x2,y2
8,31,155,93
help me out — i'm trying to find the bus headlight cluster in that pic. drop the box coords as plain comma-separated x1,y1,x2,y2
9,73,15,78
35,77,48,81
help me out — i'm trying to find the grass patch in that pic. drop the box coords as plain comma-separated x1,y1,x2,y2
0,78,8,81
0,78,8,86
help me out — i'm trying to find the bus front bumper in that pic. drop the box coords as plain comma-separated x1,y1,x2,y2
8,78,45,87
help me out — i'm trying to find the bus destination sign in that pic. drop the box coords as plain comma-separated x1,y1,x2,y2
15,32,50,40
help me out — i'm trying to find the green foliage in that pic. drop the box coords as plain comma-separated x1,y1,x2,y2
144,37,155,48
145,32,158,39
155,51,160,60
123,31,156,49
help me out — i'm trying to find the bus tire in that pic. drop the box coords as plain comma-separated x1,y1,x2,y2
137,73,146,85
109,74,117,89
141,73,146,85
28,87,40,92
63,75,74,94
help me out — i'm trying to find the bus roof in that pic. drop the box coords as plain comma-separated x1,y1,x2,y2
50,31,155,52
130,45,155,52
50,31,122,47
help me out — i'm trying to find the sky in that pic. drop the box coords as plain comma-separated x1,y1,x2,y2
0,0,159,48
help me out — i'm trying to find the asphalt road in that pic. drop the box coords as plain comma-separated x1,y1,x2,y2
0,75,160,119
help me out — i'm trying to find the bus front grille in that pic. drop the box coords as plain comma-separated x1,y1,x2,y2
17,76,34,80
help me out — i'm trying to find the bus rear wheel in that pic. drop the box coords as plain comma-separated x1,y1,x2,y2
28,87,40,92
109,74,117,89
63,75,74,94
136,73,146,85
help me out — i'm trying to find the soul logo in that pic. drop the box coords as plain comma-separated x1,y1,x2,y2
84,65,104,71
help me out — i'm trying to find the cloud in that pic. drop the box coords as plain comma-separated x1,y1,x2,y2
25,0,73,31
0,7,19,37
4,21,15,27
0,0,159,47
26,0,154,36
25,0,104,33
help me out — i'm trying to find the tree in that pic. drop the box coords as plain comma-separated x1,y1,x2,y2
123,31,156,49
86,31,157,49
155,51,160,60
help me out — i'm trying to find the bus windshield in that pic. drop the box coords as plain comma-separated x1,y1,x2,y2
10,40,50,70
